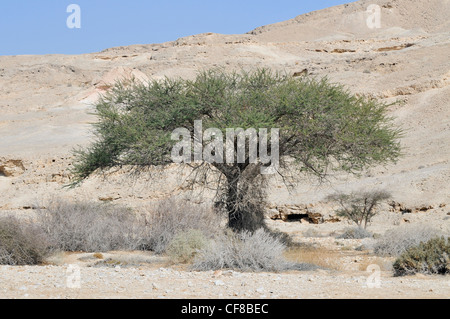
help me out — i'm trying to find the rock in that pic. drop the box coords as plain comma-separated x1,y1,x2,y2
415,205,433,213
293,69,308,77
268,208,280,220
300,218,310,224
0,159,25,177
324,217,341,223
214,280,225,286
307,213,323,224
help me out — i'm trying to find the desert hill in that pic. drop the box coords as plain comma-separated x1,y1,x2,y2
0,0,449,221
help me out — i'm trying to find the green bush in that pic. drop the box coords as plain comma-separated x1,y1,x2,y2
393,237,450,276
167,229,208,264
0,217,50,265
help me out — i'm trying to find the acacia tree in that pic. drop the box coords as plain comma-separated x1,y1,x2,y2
70,68,402,232
327,189,392,229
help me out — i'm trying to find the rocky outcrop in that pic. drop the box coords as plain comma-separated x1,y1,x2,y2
0,159,25,177
267,204,340,224
388,201,446,214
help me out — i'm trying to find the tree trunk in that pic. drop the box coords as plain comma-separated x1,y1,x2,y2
224,169,266,233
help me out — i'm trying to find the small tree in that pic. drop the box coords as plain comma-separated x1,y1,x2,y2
70,68,402,233
327,189,392,229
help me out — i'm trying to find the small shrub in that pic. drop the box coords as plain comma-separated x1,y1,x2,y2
0,217,50,265
146,197,222,254
192,229,293,272
167,229,208,264
373,225,442,257
393,237,450,276
337,227,373,239
38,199,148,252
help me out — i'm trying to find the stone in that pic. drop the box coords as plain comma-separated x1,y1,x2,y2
300,218,310,224
308,213,323,224
0,159,25,177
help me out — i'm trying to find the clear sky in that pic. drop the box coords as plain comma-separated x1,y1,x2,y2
0,1,355,56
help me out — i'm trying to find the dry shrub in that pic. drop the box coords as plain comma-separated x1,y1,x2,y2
0,216,50,265
38,199,149,252
146,197,222,254
373,224,444,257
192,229,295,272
167,229,208,264
336,227,373,239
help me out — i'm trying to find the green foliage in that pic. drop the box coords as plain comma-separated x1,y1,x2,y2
167,229,209,264
70,68,402,185
327,189,391,229
69,68,402,233
393,237,450,276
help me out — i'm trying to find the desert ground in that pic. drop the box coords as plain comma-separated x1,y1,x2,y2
0,0,449,299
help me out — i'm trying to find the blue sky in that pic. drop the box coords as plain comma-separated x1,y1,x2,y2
0,1,355,56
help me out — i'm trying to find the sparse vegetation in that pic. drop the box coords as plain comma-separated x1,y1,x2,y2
327,189,391,229
0,216,50,265
192,229,294,272
336,227,373,239
373,224,443,257
145,197,222,254
393,237,450,276
38,199,149,252
167,229,209,264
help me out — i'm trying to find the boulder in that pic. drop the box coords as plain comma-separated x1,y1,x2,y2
0,159,25,177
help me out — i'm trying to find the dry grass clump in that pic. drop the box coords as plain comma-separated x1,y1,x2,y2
336,227,373,239
373,224,445,257
0,216,50,265
145,197,222,254
167,229,209,264
38,199,149,252
192,229,296,272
